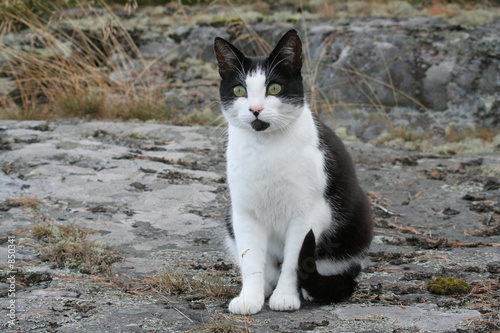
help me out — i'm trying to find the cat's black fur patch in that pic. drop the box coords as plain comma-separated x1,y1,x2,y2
298,230,358,303
224,201,234,239
251,119,271,131
315,117,373,261
296,118,373,303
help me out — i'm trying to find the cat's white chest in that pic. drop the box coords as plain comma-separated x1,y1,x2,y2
226,109,329,232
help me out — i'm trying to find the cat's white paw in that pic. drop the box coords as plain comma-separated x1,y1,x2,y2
228,294,264,315
269,291,301,311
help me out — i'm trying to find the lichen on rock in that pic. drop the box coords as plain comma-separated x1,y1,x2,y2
427,277,471,295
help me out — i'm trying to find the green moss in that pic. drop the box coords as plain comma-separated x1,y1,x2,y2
334,127,359,142
228,17,243,23
209,16,227,27
127,132,149,140
427,277,471,295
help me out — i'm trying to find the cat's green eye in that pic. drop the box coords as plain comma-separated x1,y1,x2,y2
268,83,282,95
233,85,246,97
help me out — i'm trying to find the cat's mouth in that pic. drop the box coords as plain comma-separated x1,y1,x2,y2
251,119,270,132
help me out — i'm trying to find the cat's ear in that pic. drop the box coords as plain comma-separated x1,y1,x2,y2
214,37,245,79
269,29,302,74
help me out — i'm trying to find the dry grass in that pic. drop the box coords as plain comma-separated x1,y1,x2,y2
145,265,239,299
0,0,174,121
30,220,123,274
6,196,41,210
116,264,247,332
379,128,429,144
446,125,499,143
191,274,240,299
154,266,187,295
305,0,498,21
4,195,123,274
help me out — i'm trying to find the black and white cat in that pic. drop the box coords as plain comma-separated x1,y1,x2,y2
214,30,373,315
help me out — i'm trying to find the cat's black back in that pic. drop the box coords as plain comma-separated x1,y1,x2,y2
297,117,373,303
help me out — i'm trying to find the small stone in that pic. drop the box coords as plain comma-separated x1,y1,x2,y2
442,207,460,216
194,237,210,245
90,205,107,213
486,262,500,274
188,301,206,310
425,169,447,180
392,156,418,166
129,182,150,191
484,178,500,191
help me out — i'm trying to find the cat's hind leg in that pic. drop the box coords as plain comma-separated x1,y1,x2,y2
298,230,360,303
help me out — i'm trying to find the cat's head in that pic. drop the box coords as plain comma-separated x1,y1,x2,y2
214,30,304,133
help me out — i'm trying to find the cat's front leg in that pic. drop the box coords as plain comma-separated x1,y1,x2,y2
269,221,306,312
228,212,267,315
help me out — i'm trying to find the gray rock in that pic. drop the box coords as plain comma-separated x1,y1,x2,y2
302,18,500,134
332,303,481,332
181,26,229,62
139,36,182,61
423,60,455,111
1,120,499,332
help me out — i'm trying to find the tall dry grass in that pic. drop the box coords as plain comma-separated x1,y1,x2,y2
0,0,174,121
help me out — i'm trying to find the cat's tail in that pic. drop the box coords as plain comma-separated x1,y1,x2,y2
297,230,358,303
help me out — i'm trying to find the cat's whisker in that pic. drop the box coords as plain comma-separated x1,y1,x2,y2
205,104,227,138
269,115,295,134
209,121,229,144
207,115,226,130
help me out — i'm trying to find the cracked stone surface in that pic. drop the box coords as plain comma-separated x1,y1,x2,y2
0,119,499,332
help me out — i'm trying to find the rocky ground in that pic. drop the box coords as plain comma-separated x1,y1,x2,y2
0,119,499,332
